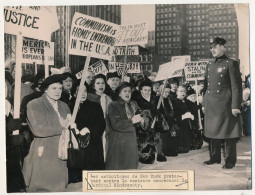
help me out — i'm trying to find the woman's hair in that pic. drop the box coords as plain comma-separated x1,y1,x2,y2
90,74,107,89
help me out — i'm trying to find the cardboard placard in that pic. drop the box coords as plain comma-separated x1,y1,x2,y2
113,45,139,55
108,62,141,74
68,12,119,60
154,60,185,81
184,61,208,81
22,37,54,64
4,6,59,41
115,22,148,46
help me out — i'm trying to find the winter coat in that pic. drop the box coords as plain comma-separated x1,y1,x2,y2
203,55,242,139
23,94,70,192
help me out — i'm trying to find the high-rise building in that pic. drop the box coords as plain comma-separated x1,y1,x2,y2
155,4,239,66
53,5,121,73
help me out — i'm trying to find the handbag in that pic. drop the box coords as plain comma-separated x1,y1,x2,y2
67,127,90,169
58,128,78,160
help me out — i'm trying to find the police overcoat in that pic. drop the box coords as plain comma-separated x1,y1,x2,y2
203,55,242,139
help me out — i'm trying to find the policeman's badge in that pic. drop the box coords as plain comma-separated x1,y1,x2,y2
217,68,222,72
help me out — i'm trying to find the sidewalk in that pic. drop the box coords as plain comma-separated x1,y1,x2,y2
66,136,252,191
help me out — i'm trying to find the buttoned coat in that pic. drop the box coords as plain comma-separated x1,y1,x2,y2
203,55,242,139
22,94,70,192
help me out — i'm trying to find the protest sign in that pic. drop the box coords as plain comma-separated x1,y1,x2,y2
76,60,108,79
22,37,54,64
4,6,59,41
171,55,191,64
184,61,208,81
108,62,141,74
115,22,148,46
113,45,139,55
68,12,119,60
154,60,185,81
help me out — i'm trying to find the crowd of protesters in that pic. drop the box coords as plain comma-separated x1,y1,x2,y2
5,62,251,192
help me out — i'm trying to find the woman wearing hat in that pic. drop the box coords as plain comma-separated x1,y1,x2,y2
171,84,194,153
87,74,112,160
60,72,76,106
68,82,106,182
22,74,72,192
106,82,146,169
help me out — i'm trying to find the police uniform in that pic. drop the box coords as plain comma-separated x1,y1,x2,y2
203,37,242,169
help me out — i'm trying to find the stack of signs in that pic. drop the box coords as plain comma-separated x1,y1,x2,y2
108,22,148,75
22,37,54,65
184,61,208,81
154,60,185,81
68,12,119,61
76,60,108,79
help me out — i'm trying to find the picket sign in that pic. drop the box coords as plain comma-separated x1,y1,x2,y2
71,55,91,123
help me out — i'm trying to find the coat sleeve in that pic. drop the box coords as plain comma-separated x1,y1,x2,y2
86,103,106,141
27,100,64,137
229,60,242,109
108,102,135,133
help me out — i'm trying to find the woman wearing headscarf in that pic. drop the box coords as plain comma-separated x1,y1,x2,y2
106,82,146,169
87,74,112,160
22,74,72,192
68,82,106,183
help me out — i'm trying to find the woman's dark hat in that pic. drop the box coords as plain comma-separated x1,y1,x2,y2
106,71,121,80
139,78,152,90
63,72,76,81
169,78,179,85
186,83,196,96
115,82,132,94
39,74,67,91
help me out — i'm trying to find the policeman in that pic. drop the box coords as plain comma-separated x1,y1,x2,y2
202,37,242,169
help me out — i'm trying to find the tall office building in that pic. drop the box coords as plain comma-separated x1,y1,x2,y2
53,5,121,73
155,4,239,65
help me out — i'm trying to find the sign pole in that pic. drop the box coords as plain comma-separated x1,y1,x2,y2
195,79,203,130
71,55,91,123
13,33,23,119
34,62,38,75
151,78,168,128
122,44,129,81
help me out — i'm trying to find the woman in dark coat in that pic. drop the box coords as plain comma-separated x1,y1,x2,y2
172,84,194,153
134,80,167,163
68,83,106,183
156,84,178,156
106,82,145,170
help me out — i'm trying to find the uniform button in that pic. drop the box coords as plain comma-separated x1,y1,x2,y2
217,90,219,93
220,75,223,77
208,68,210,71
223,67,225,69
226,61,228,62
208,83,210,85
218,82,221,85
208,91,210,93
208,76,209,78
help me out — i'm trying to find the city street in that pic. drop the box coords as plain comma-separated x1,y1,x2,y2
66,136,252,191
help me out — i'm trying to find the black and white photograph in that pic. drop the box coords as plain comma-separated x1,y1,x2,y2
1,0,254,194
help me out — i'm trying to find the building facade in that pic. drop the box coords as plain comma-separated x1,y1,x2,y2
155,4,239,65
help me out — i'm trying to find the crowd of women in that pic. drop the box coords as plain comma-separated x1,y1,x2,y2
5,64,251,192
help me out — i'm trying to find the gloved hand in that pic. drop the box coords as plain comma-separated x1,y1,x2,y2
8,134,24,147
132,114,142,124
80,127,90,135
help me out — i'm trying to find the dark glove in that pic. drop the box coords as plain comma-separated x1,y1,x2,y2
8,134,25,147
6,118,22,135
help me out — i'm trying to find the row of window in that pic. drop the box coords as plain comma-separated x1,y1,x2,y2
209,22,237,27
156,13,177,19
157,37,181,43
157,31,181,36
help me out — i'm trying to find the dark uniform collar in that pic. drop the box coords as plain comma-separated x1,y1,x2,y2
215,54,228,63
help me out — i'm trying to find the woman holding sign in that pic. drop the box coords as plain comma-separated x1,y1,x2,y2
23,74,71,192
